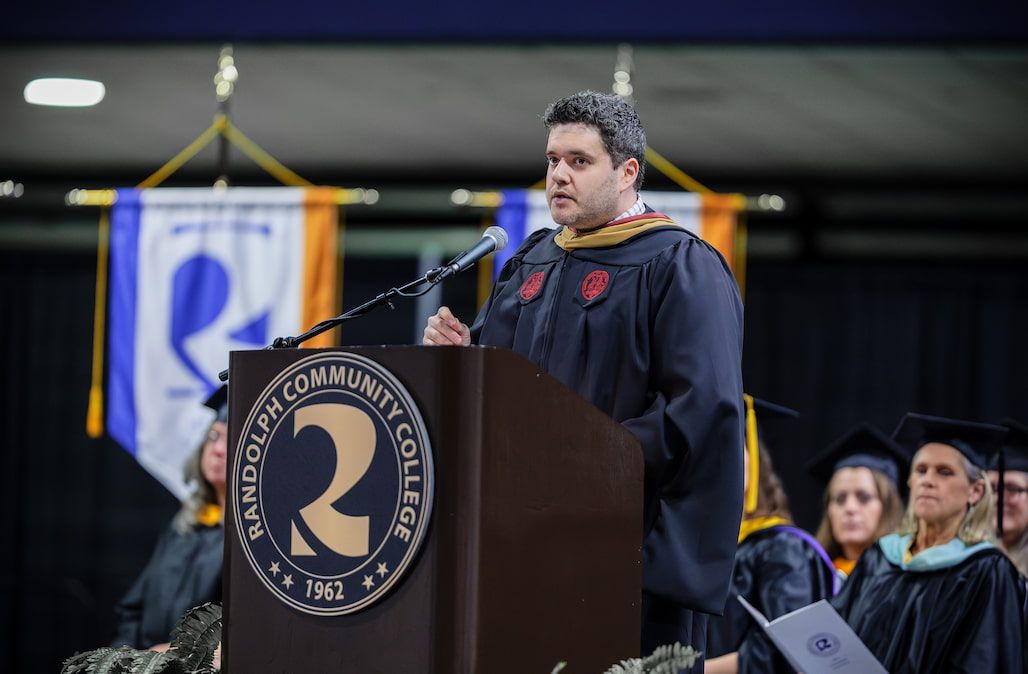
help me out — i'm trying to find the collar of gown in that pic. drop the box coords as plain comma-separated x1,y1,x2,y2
880,533,995,571
554,213,681,250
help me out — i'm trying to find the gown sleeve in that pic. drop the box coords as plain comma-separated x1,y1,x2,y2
631,237,745,613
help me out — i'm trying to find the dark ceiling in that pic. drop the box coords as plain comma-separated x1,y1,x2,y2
3,42,1027,186
2,2,1027,251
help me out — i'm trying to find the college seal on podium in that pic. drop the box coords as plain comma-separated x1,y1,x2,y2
231,351,434,615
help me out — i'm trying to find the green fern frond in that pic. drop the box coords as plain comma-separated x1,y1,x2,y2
131,648,178,674
84,648,137,674
59,604,222,674
60,651,94,674
598,642,702,674
641,643,701,674
604,658,640,673
168,602,223,671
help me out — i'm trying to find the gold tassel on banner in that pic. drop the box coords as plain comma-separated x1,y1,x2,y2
86,205,111,438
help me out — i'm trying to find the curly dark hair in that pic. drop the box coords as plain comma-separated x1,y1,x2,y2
542,91,647,190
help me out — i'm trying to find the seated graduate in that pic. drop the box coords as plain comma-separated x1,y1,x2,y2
806,423,907,581
989,417,1028,576
110,388,227,651
832,412,1026,674
705,396,836,674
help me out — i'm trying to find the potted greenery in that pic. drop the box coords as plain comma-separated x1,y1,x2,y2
553,643,701,674
62,602,699,673
60,603,222,674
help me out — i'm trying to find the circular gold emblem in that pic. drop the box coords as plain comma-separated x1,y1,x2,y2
232,351,433,615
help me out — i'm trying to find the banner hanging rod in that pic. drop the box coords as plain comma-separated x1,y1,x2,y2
64,187,380,207
448,189,787,213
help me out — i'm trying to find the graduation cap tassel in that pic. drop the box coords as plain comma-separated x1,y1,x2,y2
743,393,759,514
998,446,1005,537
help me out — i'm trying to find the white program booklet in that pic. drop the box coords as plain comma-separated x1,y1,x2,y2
737,596,889,674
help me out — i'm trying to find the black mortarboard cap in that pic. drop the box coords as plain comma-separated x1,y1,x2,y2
891,412,1007,470
991,418,1028,473
750,397,801,444
806,422,909,487
203,385,228,423
743,395,800,514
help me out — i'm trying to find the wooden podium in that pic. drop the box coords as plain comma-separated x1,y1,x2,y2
222,345,642,672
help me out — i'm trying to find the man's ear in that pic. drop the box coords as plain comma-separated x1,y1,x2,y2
619,158,639,191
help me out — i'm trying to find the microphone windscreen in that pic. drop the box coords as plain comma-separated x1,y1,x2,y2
484,225,509,252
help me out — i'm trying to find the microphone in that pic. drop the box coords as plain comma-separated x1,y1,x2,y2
217,226,509,383
430,226,509,281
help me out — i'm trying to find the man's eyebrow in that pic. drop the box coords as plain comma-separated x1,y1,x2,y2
546,149,594,158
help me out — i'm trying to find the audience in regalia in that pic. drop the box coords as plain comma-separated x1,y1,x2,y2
830,412,1026,673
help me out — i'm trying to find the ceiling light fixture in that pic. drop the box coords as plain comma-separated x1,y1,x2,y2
24,78,106,107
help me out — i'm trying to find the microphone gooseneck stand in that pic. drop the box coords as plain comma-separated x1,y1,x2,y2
217,261,463,383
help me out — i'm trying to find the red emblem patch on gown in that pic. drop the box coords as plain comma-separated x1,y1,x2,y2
581,270,610,301
519,271,545,300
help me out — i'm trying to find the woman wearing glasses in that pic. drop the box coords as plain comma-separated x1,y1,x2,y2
989,418,1028,576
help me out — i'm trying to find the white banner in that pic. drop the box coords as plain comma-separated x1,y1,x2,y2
107,187,337,498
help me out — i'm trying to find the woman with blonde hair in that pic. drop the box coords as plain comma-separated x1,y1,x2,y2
110,388,227,651
832,413,1025,673
806,423,907,580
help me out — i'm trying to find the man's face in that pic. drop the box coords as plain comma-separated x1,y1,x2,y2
545,123,635,232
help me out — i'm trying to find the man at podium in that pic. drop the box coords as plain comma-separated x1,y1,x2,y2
424,90,745,666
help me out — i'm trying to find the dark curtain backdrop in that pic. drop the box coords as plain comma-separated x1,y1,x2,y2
742,258,1028,531
2,248,1027,671
0,251,179,673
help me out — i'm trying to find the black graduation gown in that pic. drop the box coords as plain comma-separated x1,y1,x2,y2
110,522,223,648
706,526,836,674
471,219,745,649
831,540,1026,674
